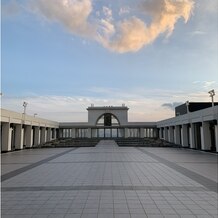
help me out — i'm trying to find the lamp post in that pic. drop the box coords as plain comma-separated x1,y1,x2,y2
186,101,190,114
23,101,28,114
208,89,215,107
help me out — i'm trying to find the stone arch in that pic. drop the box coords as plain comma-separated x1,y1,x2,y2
95,113,120,127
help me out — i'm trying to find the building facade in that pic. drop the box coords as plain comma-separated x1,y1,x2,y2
59,106,157,139
1,104,218,152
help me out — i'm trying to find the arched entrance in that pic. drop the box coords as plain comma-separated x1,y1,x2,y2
92,113,124,138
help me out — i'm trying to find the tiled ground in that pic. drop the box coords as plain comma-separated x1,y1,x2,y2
1,140,218,218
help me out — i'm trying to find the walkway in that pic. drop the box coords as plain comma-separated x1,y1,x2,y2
1,140,218,218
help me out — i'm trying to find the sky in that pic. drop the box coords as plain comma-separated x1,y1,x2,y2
1,0,218,122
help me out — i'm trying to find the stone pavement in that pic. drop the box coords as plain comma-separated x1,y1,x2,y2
1,140,218,218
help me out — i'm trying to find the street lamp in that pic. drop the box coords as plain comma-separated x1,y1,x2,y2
208,89,215,107
185,101,190,114
23,101,28,114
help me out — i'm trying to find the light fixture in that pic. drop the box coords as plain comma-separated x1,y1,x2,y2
185,101,190,113
23,101,28,114
208,89,215,107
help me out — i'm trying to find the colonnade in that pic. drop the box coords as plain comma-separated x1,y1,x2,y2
157,106,218,152
158,121,218,152
1,122,58,152
1,109,59,152
59,127,158,139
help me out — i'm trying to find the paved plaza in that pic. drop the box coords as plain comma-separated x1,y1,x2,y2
1,140,218,218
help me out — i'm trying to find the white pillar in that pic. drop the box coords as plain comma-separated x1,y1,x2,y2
45,128,47,142
124,128,129,138
175,125,181,145
164,127,168,141
71,128,76,138
47,128,51,141
169,126,174,143
140,128,144,138
15,124,24,150
201,121,211,150
25,126,33,148
151,128,154,138
190,123,196,149
149,129,151,137
40,127,46,144
33,126,40,146
88,128,91,138
181,124,189,147
1,123,12,152
215,124,218,152
167,128,170,142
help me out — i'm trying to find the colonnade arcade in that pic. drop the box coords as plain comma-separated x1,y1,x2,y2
60,127,157,139
158,120,218,152
1,122,58,152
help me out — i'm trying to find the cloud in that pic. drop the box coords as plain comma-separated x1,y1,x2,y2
192,80,217,89
162,102,183,110
29,0,95,38
104,0,194,53
4,0,194,53
189,30,206,36
2,85,216,122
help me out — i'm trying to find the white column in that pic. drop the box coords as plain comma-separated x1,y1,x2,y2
190,123,196,149
88,128,91,138
140,128,144,138
47,128,51,141
181,124,189,147
164,127,168,141
40,127,46,144
167,128,170,142
34,126,40,146
151,129,154,138
71,128,76,138
215,124,218,152
175,125,181,145
45,128,47,142
169,126,174,143
15,124,24,150
201,121,211,150
124,128,129,138
1,123,12,152
39,128,41,144
148,129,151,137
25,126,33,148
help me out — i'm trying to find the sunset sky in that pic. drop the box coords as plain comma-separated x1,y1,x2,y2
1,0,218,122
